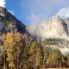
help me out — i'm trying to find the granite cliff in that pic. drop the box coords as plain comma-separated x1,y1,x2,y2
27,16,69,40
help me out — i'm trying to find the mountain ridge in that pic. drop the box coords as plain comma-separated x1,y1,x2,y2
27,15,69,41
0,6,27,34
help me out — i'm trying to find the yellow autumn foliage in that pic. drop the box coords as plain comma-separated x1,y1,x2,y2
5,32,22,69
6,32,14,45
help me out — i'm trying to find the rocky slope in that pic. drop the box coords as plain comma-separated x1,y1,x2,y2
0,6,27,35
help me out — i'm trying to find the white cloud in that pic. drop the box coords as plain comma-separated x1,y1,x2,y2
21,0,69,24
0,0,5,7
28,13,43,24
59,48,69,56
56,7,69,18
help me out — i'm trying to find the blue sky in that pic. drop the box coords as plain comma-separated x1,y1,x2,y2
1,0,69,25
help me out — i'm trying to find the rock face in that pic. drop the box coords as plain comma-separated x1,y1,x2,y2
0,6,27,35
27,15,69,56
27,15,69,40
